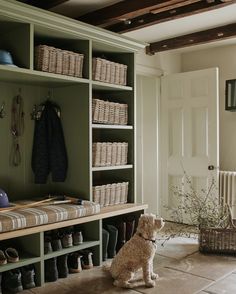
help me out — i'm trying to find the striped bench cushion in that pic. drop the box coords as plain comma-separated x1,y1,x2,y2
0,201,100,233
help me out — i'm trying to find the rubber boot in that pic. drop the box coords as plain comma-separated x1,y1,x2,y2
57,254,69,278
102,229,109,261
116,221,126,252
126,219,135,241
106,224,118,258
80,250,93,269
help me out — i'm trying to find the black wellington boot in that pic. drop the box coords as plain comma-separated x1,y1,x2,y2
57,254,69,278
126,219,135,241
116,221,126,252
102,228,109,261
45,257,58,282
106,224,118,258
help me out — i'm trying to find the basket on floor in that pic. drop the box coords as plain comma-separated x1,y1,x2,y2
199,205,236,255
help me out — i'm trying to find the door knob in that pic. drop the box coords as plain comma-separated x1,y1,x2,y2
208,165,214,170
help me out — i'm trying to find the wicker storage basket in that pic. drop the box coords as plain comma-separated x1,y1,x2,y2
93,182,129,207
92,142,128,167
199,206,236,255
92,57,128,85
92,99,128,125
35,45,84,78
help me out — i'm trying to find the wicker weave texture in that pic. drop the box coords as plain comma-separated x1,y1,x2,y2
92,142,128,167
93,182,129,207
92,98,128,125
199,206,236,255
35,45,84,77
92,57,127,86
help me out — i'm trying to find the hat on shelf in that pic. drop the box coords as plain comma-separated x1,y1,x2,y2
0,50,17,67
0,188,9,208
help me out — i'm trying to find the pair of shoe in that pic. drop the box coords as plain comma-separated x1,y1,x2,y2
2,265,35,293
68,250,93,273
44,229,70,252
68,252,82,273
102,225,118,261
79,250,93,269
60,227,83,248
0,248,19,265
44,228,84,254
44,230,62,253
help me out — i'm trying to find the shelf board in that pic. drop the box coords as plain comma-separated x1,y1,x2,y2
0,255,41,272
92,164,133,172
92,124,133,130
92,80,133,91
0,65,89,86
44,240,100,260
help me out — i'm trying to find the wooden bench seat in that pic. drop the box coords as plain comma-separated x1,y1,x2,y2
0,201,100,234
0,203,147,241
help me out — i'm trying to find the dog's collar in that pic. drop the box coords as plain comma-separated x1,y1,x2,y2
138,233,156,244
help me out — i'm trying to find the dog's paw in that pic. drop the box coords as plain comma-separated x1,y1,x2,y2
145,280,156,288
113,280,133,289
151,273,159,280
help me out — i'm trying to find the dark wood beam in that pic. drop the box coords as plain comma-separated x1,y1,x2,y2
106,0,236,33
79,0,201,27
22,0,69,9
146,22,236,54
150,0,201,14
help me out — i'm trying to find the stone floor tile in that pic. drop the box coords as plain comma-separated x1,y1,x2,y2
153,254,177,270
204,273,236,294
30,281,70,294
165,252,236,280
56,267,138,294
132,267,212,294
156,237,199,259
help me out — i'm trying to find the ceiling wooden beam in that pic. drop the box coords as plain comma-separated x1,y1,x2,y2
146,22,236,54
106,0,236,33
79,0,201,27
150,0,201,14
21,0,69,9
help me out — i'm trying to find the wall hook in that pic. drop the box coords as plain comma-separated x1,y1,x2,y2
0,102,6,119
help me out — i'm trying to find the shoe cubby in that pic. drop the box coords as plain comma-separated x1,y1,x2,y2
43,221,100,260
1,263,38,292
0,234,41,273
0,19,32,69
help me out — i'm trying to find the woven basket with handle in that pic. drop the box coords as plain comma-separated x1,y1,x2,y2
199,205,236,255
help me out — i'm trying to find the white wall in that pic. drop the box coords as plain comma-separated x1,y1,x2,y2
135,50,181,214
136,49,181,76
182,44,236,170
156,51,182,75
136,75,159,213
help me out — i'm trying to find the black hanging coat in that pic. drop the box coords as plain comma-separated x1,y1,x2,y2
32,101,68,184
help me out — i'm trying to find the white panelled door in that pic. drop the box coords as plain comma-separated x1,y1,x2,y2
160,68,219,221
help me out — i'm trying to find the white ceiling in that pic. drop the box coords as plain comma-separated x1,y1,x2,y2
124,4,236,43
52,1,236,52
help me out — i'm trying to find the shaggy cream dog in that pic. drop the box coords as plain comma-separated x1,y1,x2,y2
110,214,165,288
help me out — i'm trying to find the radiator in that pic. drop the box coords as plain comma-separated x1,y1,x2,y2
219,171,236,206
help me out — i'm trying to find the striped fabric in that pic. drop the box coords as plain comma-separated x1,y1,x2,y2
0,201,100,233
